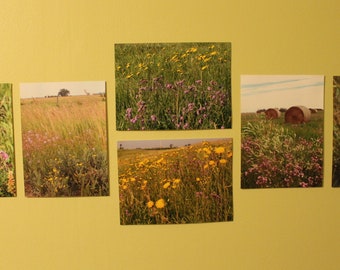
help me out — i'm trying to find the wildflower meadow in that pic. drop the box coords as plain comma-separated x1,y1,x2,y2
118,139,233,225
333,76,340,187
241,112,323,188
21,84,109,197
0,83,16,197
115,42,232,130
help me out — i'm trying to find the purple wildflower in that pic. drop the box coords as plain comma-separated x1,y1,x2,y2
0,151,9,161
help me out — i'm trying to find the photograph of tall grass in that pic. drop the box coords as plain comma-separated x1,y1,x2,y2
20,81,109,197
115,42,232,130
333,76,340,187
0,83,16,197
118,138,233,224
241,75,324,188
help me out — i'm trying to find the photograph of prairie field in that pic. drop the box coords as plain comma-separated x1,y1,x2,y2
0,83,16,197
20,81,109,197
333,76,340,187
241,75,324,189
118,138,233,225
115,42,231,130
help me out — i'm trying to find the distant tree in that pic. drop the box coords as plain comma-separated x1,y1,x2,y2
58,89,70,97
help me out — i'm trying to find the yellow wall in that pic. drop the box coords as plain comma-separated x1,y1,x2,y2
1,0,339,269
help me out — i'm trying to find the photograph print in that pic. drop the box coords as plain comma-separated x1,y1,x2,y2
20,81,109,197
333,76,340,187
115,42,232,130
0,83,16,197
241,75,324,189
118,138,233,225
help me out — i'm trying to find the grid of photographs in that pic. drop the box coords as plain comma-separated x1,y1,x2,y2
1,42,337,226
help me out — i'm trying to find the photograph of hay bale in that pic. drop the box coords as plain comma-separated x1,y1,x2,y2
240,75,324,188
333,76,340,187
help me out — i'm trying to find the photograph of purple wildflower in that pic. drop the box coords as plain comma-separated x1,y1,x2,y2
0,83,16,197
115,42,232,130
118,138,233,224
241,75,324,188
333,76,340,187
20,81,109,197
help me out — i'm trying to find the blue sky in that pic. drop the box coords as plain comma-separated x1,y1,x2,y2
241,75,324,113
20,81,105,99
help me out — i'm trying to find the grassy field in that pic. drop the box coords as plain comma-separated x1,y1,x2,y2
0,83,16,197
241,111,323,188
21,95,109,197
115,42,232,130
118,139,233,224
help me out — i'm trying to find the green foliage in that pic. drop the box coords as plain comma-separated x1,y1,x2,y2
0,83,16,197
333,78,340,186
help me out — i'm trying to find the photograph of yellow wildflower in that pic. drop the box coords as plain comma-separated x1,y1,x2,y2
20,81,109,197
115,42,232,130
118,138,233,225
0,83,16,197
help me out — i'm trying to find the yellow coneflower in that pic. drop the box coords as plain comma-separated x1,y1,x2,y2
214,146,225,154
219,159,227,164
155,198,165,209
147,201,154,208
163,182,171,189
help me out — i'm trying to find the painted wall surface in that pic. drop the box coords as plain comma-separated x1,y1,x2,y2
0,0,339,269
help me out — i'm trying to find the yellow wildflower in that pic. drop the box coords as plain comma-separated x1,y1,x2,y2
203,147,211,155
155,198,165,209
201,65,208,71
209,160,216,166
219,159,227,164
227,151,233,158
163,182,171,189
173,178,181,184
147,201,154,208
214,147,225,154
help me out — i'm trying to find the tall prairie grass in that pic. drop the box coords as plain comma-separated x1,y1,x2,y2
118,139,233,225
115,42,232,130
21,95,108,197
0,83,16,197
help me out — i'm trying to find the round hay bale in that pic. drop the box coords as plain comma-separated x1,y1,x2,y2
285,106,311,124
265,108,281,119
